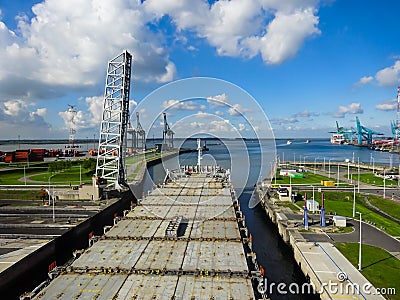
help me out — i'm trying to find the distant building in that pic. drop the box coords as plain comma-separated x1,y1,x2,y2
333,216,347,227
306,200,320,212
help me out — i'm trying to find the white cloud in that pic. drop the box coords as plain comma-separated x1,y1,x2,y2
207,93,230,107
162,99,200,111
145,0,320,65
292,109,319,118
0,0,177,101
375,99,397,111
243,8,320,64
156,61,177,83
59,95,136,130
238,123,246,131
228,103,252,116
375,60,400,86
34,107,47,117
355,76,374,86
0,99,50,130
335,102,363,118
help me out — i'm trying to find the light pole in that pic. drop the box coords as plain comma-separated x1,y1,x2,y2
383,167,386,199
356,211,362,270
314,157,317,174
323,157,326,172
357,157,360,193
347,162,350,183
328,158,333,178
337,163,340,186
48,175,55,223
353,183,356,218
372,157,375,173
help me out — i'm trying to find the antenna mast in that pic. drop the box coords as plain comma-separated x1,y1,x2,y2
68,105,77,148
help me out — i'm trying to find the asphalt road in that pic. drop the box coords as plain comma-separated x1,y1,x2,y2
301,219,400,259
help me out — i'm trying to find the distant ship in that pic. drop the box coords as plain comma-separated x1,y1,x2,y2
330,134,345,145
286,140,292,145
306,140,310,144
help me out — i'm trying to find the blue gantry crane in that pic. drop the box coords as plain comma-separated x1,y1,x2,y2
355,116,383,145
329,121,356,143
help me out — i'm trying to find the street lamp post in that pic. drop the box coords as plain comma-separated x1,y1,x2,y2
358,157,360,193
347,162,350,183
353,183,356,218
372,157,375,173
328,158,333,178
356,211,362,270
337,163,340,186
314,158,317,174
48,175,55,223
383,167,386,199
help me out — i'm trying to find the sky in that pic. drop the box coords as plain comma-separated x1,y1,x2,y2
0,0,399,140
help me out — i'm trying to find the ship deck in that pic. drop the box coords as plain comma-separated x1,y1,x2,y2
34,172,256,299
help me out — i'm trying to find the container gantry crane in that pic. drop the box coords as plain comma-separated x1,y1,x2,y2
162,112,174,149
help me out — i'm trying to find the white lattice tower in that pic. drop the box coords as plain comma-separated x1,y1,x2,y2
96,50,132,191
67,105,77,147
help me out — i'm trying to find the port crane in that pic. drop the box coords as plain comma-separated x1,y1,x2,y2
355,116,383,145
391,86,400,141
135,111,146,151
127,119,136,152
162,112,174,149
329,121,356,142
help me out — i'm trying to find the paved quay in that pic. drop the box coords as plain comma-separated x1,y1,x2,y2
258,184,387,300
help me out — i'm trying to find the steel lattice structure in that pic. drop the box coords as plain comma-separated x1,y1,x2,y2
96,50,132,191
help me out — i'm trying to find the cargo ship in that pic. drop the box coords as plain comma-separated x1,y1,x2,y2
330,133,345,144
24,141,266,299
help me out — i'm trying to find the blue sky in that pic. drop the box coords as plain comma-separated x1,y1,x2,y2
0,0,399,140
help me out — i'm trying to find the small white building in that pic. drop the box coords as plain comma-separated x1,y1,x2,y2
306,200,320,212
333,216,347,227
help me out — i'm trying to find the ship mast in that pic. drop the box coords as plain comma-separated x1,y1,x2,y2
197,138,202,170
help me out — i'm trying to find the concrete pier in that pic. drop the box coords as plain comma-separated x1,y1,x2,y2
257,186,386,299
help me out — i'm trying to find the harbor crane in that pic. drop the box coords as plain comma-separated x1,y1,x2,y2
162,112,174,149
329,121,356,143
391,86,400,141
135,111,146,151
127,119,136,152
355,116,383,145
